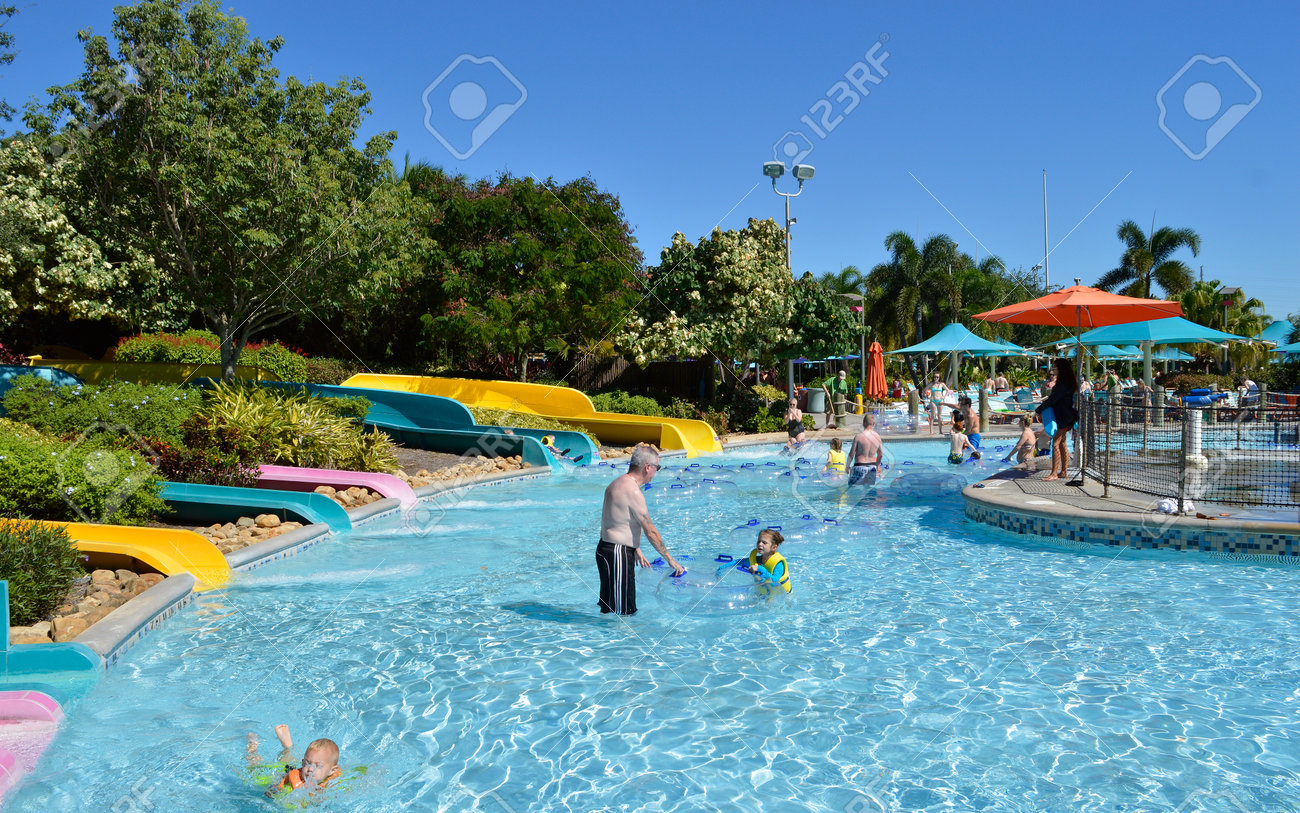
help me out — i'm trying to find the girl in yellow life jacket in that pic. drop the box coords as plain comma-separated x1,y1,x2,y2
745,529,791,594
824,438,847,474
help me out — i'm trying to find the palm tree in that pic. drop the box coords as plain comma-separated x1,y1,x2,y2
815,264,867,296
864,232,958,384
1095,220,1200,299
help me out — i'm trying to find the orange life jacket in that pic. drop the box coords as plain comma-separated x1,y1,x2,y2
276,765,343,793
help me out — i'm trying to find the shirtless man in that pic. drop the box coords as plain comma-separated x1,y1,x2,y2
847,413,884,486
993,373,1009,391
597,445,685,616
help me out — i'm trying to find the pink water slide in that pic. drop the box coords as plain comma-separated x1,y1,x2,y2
0,690,65,800
256,464,419,510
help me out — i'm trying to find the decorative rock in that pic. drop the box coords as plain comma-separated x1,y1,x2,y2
236,516,256,528
90,569,117,585
115,569,136,583
255,514,281,528
222,522,237,533
53,614,89,641
75,598,100,614
32,620,52,636
138,573,165,588
10,627,52,645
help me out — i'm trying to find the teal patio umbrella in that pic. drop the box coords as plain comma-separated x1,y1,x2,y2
888,322,1010,388
1073,316,1251,387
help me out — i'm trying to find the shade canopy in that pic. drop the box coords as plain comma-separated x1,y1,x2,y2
1066,344,1139,361
1259,320,1294,345
1152,346,1195,361
1073,316,1248,346
972,283,1184,329
1272,341,1300,355
965,336,1036,358
887,322,1009,355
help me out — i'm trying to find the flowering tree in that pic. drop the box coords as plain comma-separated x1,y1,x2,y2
0,141,123,328
621,218,794,372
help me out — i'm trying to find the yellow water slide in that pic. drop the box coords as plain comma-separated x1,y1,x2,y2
2,520,230,591
340,374,722,457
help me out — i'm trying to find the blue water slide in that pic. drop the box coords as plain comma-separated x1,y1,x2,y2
0,365,84,413
256,382,587,468
159,482,353,532
0,582,103,706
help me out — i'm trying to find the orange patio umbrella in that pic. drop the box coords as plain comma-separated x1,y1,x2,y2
864,341,888,400
973,279,1184,371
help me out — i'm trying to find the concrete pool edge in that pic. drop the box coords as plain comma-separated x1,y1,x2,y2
964,474,1300,558
74,573,196,668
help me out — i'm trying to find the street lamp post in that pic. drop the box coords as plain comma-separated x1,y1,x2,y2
1220,286,1240,373
839,292,867,386
764,161,815,401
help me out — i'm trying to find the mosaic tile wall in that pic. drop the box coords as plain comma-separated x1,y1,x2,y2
966,500,1300,558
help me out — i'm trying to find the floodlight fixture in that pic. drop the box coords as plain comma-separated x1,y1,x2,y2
763,161,785,179
792,163,815,181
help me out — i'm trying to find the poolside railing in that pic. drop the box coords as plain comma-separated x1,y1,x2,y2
1078,391,1300,510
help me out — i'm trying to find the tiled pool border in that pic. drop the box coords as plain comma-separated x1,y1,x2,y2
965,484,1300,559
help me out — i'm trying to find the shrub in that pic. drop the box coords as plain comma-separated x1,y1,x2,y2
1157,373,1237,394
0,520,85,626
0,432,166,525
745,405,785,434
590,390,663,416
317,395,372,423
467,407,599,445
0,341,27,365
202,383,399,472
304,356,363,385
148,414,266,488
660,397,699,420
697,407,728,435
1,376,202,446
113,331,309,380
242,341,309,382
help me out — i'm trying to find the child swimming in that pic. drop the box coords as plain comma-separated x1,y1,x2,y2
824,438,847,474
247,724,343,799
948,429,976,464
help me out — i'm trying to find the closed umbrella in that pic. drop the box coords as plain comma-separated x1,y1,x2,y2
865,341,887,401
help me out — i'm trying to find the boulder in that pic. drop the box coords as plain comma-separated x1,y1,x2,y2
31,620,52,636
138,573,165,588
75,598,101,614
236,516,257,528
9,627,52,645
90,569,117,585
255,514,281,528
52,614,89,641
314,486,337,497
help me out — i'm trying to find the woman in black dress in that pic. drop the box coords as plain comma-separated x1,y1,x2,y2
1035,357,1078,480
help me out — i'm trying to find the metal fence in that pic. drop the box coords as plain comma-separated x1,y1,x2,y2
1079,390,1300,509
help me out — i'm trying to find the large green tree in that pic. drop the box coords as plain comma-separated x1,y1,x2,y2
1095,220,1200,299
1180,280,1270,369
864,232,956,350
411,171,642,379
28,0,403,379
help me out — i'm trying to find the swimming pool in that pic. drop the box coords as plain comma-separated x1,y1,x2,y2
9,441,1300,811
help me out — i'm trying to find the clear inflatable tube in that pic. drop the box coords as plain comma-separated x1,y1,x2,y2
652,561,787,616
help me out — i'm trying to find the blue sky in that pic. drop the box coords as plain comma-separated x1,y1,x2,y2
9,1,1298,324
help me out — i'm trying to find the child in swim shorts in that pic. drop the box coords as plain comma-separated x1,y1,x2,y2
948,429,975,464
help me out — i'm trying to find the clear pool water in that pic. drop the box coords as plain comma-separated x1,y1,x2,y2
9,441,1300,812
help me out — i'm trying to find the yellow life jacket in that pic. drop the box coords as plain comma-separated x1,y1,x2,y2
748,550,792,593
826,449,846,473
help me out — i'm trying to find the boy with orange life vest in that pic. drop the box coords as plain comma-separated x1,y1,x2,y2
247,724,343,798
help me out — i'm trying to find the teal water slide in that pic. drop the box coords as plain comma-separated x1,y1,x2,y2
160,482,354,532
0,583,102,707
259,382,598,468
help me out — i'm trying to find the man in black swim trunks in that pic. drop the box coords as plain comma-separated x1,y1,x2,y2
847,413,883,485
597,445,685,615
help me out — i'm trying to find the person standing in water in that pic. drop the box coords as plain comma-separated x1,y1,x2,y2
597,445,685,616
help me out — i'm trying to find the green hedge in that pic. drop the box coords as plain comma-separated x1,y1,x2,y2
114,331,309,381
0,432,166,525
0,520,85,626
303,356,365,385
590,390,663,416
2,376,202,446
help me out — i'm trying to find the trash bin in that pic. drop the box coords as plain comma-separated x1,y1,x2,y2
806,388,826,414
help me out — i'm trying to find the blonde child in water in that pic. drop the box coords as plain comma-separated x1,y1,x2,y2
247,724,343,798
741,529,792,595
824,438,847,474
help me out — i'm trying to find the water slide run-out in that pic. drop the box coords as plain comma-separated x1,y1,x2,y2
259,381,596,468
0,519,230,591
340,375,722,458
159,482,353,534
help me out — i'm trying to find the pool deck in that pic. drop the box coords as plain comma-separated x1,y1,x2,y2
964,465,1300,559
